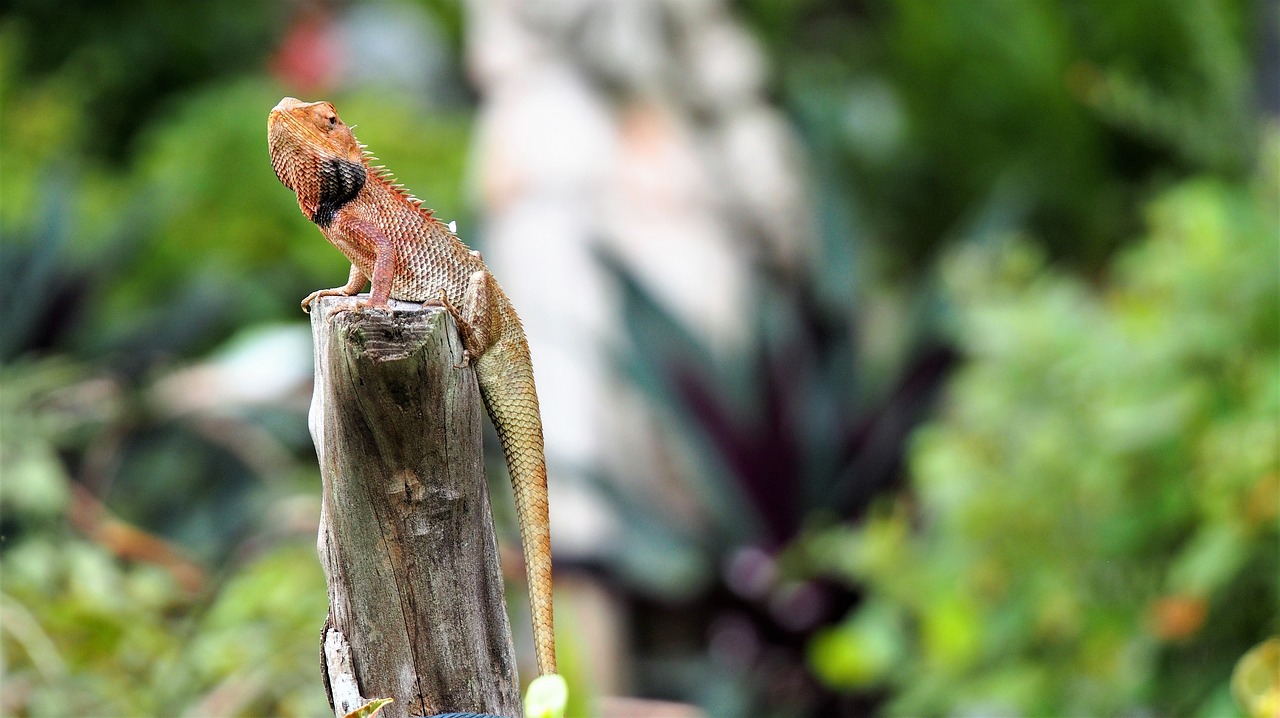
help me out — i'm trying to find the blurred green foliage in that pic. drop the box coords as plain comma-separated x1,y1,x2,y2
2,0,285,163
590,1,1269,714
748,0,1259,271
804,132,1279,716
0,357,330,715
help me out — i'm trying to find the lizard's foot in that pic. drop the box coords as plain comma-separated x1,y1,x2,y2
436,289,476,368
435,289,462,322
301,288,359,313
353,297,390,312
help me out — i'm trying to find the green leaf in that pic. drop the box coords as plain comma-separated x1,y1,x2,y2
524,674,568,718
1232,638,1280,718
343,697,393,718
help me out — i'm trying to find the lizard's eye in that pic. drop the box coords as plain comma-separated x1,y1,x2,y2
327,115,338,127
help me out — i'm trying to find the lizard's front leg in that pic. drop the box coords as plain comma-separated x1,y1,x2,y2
437,270,497,367
345,218,396,310
301,264,366,313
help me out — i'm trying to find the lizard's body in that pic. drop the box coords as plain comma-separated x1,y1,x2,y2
268,97,555,677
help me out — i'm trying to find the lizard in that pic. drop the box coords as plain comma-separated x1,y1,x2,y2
267,97,556,677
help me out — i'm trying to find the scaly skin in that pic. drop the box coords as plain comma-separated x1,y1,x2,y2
268,97,556,677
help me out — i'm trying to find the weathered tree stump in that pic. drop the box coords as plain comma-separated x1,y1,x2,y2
309,295,521,718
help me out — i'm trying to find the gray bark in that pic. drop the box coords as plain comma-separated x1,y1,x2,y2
308,295,521,718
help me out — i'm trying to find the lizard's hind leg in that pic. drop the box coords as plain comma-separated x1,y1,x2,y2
438,270,497,367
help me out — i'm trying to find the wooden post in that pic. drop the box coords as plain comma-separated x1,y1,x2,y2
309,296,522,718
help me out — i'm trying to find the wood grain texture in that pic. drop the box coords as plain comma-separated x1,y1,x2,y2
309,295,521,718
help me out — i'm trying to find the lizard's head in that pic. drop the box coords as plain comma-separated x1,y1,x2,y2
268,97,367,219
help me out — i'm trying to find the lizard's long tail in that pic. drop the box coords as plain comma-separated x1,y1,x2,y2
475,345,556,677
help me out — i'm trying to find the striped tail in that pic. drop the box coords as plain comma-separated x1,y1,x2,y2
475,346,556,676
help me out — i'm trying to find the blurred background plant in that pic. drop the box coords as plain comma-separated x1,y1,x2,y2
801,142,1280,716
1,0,1275,716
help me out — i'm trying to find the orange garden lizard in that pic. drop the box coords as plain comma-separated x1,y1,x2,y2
268,97,556,678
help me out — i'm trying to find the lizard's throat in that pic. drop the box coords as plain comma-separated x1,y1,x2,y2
309,158,368,228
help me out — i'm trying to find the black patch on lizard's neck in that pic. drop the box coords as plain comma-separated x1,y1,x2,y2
312,158,367,228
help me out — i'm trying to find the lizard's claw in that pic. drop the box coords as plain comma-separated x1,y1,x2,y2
300,290,331,313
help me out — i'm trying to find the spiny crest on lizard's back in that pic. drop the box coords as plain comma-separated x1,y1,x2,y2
358,143,437,220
